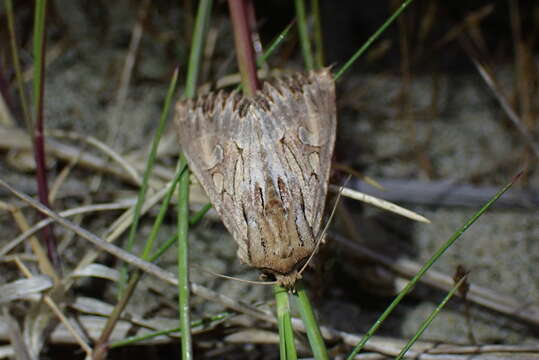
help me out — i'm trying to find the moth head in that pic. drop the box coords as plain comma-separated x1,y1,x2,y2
257,270,301,289
274,271,303,289
259,255,311,289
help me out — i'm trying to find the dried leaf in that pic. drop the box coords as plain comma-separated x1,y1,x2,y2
0,276,52,304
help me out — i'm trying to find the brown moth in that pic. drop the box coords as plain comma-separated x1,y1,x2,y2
175,68,336,288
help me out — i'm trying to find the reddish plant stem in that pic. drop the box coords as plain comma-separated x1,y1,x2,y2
227,0,260,95
33,2,61,273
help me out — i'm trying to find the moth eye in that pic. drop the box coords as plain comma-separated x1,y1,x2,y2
212,173,224,193
308,152,320,172
298,126,319,146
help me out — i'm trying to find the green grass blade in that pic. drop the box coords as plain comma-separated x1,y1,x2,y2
118,64,178,299
148,198,209,262
294,0,314,70
120,68,181,306
92,67,180,353
275,285,298,360
139,68,179,260
395,276,467,360
110,312,230,348
184,0,213,98
311,0,324,69
334,0,415,81
177,1,214,358
148,200,209,262
257,19,296,68
295,282,329,360
177,154,192,359
123,70,180,259
188,203,212,226
5,0,32,130
346,174,520,360
32,0,46,113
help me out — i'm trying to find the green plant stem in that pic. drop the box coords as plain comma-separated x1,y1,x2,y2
5,0,31,129
396,276,467,360
94,176,178,355
294,0,314,70
188,203,213,226
257,19,296,68
125,67,179,257
177,155,192,359
311,0,324,69
149,204,211,262
346,174,520,360
92,68,180,360
139,68,179,259
275,286,298,360
149,202,211,262
177,1,213,358
184,0,213,97
110,312,230,348
295,282,329,360
334,0,415,81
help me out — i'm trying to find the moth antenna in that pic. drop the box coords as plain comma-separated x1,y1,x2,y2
298,175,351,278
194,264,277,286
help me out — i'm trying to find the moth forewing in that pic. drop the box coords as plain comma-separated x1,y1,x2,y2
175,68,336,288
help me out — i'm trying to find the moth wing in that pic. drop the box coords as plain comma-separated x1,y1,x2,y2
175,92,251,261
254,68,336,236
232,69,336,273
175,68,336,273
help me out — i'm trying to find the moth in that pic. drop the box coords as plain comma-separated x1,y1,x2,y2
175,68,336,287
